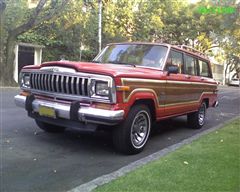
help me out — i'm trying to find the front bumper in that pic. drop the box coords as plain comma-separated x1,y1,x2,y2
14,95,124,126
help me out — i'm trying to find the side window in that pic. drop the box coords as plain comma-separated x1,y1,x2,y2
165,50,184,73
199,60,211,77
185,55,197,75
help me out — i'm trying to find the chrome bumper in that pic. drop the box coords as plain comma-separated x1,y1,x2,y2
14,95,124,125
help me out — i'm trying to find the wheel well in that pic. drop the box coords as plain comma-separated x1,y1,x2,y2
132,99,156,122
202,98,209,108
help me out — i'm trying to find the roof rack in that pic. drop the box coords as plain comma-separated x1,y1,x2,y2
176,45,208,58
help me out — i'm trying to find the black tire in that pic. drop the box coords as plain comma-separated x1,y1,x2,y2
35,120,66,133
187,102,206,129
112,104,151,155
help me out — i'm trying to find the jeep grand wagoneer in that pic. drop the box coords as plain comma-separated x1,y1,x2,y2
15,42,218,154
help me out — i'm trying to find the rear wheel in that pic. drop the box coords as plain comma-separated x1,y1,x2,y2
112,104,151,155
187,102,206,129
35,120,66,133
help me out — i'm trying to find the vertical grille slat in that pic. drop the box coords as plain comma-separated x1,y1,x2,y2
51,74,55,92
40,74,43,90
68,77,72,94
33,73,36,89
47,74,51,91
44,74,47,91
71,77,75,95
76,77,80,95
38,74,41,90
66,76,70,94
35,74,38,89
81,78,85,96
30,72,91,97
85,79,90,96
55,75,58,92
38,73,41,90
61,76,64,93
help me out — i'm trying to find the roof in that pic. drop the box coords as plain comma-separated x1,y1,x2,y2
18,42,45,49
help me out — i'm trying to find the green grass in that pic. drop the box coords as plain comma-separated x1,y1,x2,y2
95,119,240,192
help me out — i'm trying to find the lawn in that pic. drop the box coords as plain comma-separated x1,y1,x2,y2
95,119,240,192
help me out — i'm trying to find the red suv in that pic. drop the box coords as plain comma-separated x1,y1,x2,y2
15,42,218,154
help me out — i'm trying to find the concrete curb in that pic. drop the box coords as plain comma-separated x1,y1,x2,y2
68,116,239,192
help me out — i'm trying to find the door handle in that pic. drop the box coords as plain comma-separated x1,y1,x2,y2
200,77,205,81
185,75,191,79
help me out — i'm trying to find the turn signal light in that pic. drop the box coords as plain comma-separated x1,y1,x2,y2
116,86,130,91
20,91,30,96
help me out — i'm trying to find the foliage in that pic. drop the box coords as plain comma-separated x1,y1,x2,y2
0,0,70,85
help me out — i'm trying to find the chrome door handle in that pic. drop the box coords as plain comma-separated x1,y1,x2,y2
185,75,191,79
200,77,205,81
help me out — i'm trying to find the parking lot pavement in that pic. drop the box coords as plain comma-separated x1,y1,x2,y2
1,86,239,192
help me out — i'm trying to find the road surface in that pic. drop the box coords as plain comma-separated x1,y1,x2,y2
1,86,239,192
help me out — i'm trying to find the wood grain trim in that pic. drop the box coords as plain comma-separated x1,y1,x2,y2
121,78,215,107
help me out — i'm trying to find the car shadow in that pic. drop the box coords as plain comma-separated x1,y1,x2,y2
32,116,191,155
151,117,188,136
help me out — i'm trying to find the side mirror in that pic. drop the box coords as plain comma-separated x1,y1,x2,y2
167,65,179,75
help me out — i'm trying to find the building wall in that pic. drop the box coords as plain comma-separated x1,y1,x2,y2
14,43,44,83
212,63,223,83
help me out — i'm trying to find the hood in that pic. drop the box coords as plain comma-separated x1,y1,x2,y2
24,61,165,79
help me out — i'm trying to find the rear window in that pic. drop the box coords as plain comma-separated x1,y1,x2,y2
198,60,211,77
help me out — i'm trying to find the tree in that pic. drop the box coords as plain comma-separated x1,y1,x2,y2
0,0,69,86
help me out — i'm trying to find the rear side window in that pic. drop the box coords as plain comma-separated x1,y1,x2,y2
165,50,184,73
199,60,211,77
185,55,197,75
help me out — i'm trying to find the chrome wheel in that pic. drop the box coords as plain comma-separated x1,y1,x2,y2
198,103,206,126
131,110,151,149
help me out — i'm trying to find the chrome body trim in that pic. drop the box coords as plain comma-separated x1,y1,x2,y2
21,69,116,104
14,95,124,125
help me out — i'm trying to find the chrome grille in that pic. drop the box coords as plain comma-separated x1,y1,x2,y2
29,72,89,96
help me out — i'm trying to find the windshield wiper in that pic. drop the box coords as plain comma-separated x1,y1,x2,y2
108,61,136,67
92,60,100,63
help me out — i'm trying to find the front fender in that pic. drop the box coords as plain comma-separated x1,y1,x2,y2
122,89,159,117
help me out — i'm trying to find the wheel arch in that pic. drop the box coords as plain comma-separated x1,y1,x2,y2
201,98,209,108
131,99,157,122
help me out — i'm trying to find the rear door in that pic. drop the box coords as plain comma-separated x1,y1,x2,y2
195,58,217,106
183,54,200,111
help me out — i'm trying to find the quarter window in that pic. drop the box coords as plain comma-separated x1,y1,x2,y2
185,55,197,75
199,60,210,77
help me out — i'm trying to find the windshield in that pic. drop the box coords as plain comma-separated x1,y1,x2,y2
94,44,168,68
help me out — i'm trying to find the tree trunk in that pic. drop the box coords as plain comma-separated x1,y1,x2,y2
1,34,18,86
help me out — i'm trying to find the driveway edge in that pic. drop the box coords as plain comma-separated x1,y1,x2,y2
68,116,239,192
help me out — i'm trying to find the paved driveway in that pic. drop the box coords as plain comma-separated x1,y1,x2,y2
1,86,239,192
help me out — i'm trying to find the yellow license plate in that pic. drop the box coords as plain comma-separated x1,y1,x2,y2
39,105,56,118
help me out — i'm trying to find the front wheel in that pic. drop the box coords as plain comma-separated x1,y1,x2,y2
35,120,66,133
187,102,206,129
112,104,151,155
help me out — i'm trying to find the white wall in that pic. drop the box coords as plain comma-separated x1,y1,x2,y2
14,44,43,83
